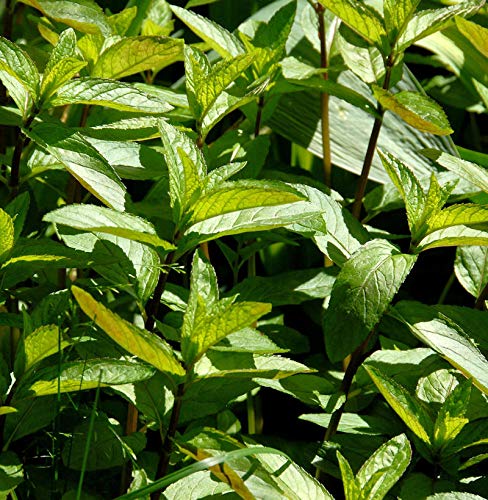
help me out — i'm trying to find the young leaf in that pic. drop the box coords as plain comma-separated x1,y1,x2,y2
181,252,271,365
396,1,485,53
170,5,244,58
26,122,127,211
378,150,426,236
50,78,173,114
356,434,412,500
43,204,175,251
317,0,386,48
0,37,40,114
423,204,488,239
422,149,488,194
324,240,417,362
456,17,488,59
0,209,14,262
91,36,183,79
455,246,488,299
72,286,185,377
18,0,111,36
337,451,362,500
40,28,86,102
364,365,434,444
19,359,155,397
384,0,421,42
374,88,453,136
158,120,206,222
184,45,254,127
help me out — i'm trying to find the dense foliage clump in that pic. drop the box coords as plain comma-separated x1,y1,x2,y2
0,0,487,498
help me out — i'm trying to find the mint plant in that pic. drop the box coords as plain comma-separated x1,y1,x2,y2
0,0,487,498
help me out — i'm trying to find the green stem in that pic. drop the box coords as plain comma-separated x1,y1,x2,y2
324,329,376,441
8,112,36,199
351,56,395,220
76,378,102,500
150,383,186,500
438,272,455,305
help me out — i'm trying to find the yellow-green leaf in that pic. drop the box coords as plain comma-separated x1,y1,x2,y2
374,88,453,135
92,36,183,79
0,208,14,262
318,0,386,47
72,286,185,377
365,365,434,444
456,17,488,59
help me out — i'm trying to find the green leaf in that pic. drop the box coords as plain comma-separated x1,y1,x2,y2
248,441,334,500
455,246,488,299
300,413,399,436
177,199,318,257
0,37,40,114
92,36,183,79
414,225,488,252
43,204,175,251
422,149,488,194
0,209,14,262
158,120,206,222
287,184,370,265
356,434,412,500
374,88,453,136
184,45,254,127
50,78,173,113
364,365,434,444
424,204,488,235
109,6,138,36
170,5,244,58
19,359,155,397
391,301,488,395
317,0,386,47
27,122,127,211
39,28,84,96
456,16,488,59
0,452,23,497
324,240,417,362
433,380,471,447
19,0,111,36
396,1,485,53
188,181,304,225
384,0,421,42
58,230,160,302
337,451,362,500
14,324,71,376
72,286,185,378
181,252,271,365
378,150,427,237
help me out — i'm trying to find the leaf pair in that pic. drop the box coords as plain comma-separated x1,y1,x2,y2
380,151,488,251
337,434,411,500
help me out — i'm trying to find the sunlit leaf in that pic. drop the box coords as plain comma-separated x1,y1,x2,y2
72,286,185,377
